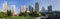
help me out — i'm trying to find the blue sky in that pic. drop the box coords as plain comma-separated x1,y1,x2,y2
0,0,60,13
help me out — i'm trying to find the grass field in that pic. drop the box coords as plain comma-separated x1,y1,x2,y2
1,16,36,19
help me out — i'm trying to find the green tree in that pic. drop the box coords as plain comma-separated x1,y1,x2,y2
7,10,11,17
41,13,46,17
0,13,3,18
19,12,26,16
29,11,41,17
0,11,7,18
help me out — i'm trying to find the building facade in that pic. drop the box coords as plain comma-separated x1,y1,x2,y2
3,1,8,13
40,7,46,13
11,5,16,16
48,5,52,12
11,5,15,13
35,2,39,12
29,5,33,12
20,5,26,12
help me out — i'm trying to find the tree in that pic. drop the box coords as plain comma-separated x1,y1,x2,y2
7,10,11,17
0,11,7,18
29,11,41,17
19,12,26,17
41,13,46,17
0,13,3,18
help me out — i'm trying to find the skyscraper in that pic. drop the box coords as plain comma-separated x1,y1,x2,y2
3,1,8,12
11,5,15,12
41,6,46,12
35,2,39,12
29,5,33,12
20,5,26,12
48,5,52,12
11,5,15,16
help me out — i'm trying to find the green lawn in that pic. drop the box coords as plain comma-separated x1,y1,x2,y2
1,16,36,19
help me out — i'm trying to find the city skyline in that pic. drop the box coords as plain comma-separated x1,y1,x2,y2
0,0,60,13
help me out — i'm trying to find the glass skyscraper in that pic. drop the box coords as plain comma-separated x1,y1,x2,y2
48,5,52,12
29,5,33,12
35,2,39,12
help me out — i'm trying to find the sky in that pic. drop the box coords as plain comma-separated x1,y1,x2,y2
0,0,60,13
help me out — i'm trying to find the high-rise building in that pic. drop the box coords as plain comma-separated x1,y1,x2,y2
26,8,30,13
35,2,39,12
48,5,52,12
11,5,15,16
3,1,8,12
41,6,46,12
20,5,26,12
29,5,33,12
11,5,15,12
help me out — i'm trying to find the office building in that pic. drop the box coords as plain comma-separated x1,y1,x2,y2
48,5,52,12
11,5,16,16
11,5,15,13
20,5,26,12
3,1,8,13
41,7,46,13
35,2,39,12
29,5,33,12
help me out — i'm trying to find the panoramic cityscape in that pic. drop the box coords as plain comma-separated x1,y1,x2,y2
0,0,60,19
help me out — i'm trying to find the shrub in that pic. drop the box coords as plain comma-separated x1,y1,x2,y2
0,12,7,18
0,13,3,18
29,11,41,17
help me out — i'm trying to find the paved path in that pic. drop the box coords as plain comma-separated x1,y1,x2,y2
36,17,41,19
